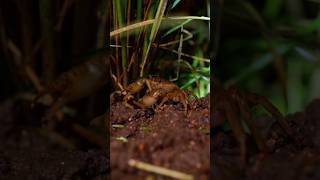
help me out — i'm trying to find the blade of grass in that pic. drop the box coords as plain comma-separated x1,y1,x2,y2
162,19,192,37
110,16,210,37
131,0,152,80
170,0,182,9
159,29,193,47
127,0,131,64
137,0,142,21
140,0,168,77
112,0,121,83
115,0,128,86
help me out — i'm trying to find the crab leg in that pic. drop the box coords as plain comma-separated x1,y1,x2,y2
121,79,147,109
158,89,188,115
122,79,146,95
218,99,247,164
234,91,269,152
43,96,67,128
245,92,298,143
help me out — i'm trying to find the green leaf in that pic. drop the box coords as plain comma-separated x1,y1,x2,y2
162,19,192,38
140,0,168,77
180,76,199,89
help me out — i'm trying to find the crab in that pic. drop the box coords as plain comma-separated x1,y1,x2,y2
33,51,109,123
212,74,297,164
113,77,190,115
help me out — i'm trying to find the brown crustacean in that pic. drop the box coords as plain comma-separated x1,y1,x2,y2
33,50,110,122
115,77,190,115
212,74,299,165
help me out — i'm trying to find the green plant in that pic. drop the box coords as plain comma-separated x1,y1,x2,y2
110,0,210,97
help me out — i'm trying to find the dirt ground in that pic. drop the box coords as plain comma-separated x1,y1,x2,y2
2,94,320,180
110,93,210,179
0,98,109,180
111,92,320,180
214,99,320,180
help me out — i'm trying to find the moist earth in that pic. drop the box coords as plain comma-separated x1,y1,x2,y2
2,95,320,180
110,93,210,179
214,99,320,180
0,98,109,180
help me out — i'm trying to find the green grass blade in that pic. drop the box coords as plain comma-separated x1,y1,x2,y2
140,0,168,77
162,19,192,38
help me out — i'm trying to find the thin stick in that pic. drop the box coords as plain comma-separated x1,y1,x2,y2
126,0,131,62
25,65,44,92
112,0,121,83
170,26,184,81
128,159,194,180
159,46,210,63
7,39,22,65
158,29,192,47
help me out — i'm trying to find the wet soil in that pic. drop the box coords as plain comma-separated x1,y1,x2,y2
2,94,320,180
111,92,320,180
110,94,210,179
0,98,109,180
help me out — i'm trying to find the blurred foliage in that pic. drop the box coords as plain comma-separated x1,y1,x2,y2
214,0,320,114
0,0,109,122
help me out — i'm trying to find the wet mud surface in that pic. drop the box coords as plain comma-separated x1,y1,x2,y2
110,94,210,179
